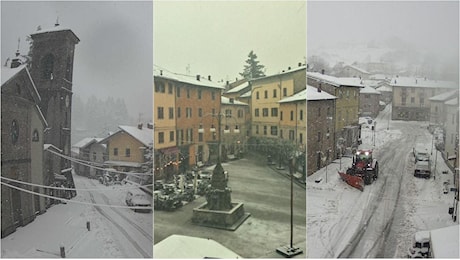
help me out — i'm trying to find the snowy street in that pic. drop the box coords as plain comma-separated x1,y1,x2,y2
1,174,153,258
307,104,459,258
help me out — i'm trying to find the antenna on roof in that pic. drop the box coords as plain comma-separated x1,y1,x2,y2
55,16,60,27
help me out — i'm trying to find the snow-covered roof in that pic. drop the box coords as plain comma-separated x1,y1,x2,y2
360,85,381,95
118,125,153,147
44,144,63,153
279,88,306,103
72,137,103,149
240,90,251,98
221,96,248,106
154,235,241,258
30,24,80,42
429,90,458,102
154,68,224,90
2,64,27,85
307,72,365,88
375,85,393,92
306,85,337,101
390,77,458,89
225,81,250,93
445,97,458,106
105,160,143,168
252,65,306,83
430,225,459,258
344,64,369,74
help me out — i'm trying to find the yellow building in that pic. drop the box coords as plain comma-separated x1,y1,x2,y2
101,125,153,173
250,65,306,138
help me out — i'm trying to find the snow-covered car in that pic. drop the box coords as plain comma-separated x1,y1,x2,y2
413,143,430,162
125,190,152,213
414,161,431,179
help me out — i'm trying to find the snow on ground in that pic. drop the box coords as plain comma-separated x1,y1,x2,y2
1,174,152,258
307,104,458,258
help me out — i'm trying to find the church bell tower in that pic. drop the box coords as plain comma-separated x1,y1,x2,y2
29,22,80,180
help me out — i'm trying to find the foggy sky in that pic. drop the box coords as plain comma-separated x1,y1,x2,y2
154,1,306,83
307,1,459,62
1,1,153,120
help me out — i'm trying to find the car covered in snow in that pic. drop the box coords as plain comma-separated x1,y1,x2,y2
414,160,431,179
413,143,430,162
125,189,152,213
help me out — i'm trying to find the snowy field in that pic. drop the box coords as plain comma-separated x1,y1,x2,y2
306,105,459,258
1,174,152,258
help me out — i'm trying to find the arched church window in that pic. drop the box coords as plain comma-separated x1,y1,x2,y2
41,53,54,79
32,129,39,142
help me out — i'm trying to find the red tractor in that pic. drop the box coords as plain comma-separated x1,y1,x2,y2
346,149,379,185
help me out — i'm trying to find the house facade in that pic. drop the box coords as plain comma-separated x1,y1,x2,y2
307,72,363,156
444,98,459,168
306,85,336,176
390,77,458,121
220,96,249,160
279,88,307,176
429,90,458,127
359,85,381,118
250,65,306,139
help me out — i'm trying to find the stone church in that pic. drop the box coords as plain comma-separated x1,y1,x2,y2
1,22,79,237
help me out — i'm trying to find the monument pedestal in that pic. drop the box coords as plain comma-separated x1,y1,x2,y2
192,202,250,231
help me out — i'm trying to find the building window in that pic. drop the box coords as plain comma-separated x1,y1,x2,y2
113,148,118,156
225,109,232,117
157,107,164,119
169,131,174,142
199,108,203,117
177,107,181,118
199,132,203,142
187,88,191,98
158,132,164,144
271,108,278,117
273,89,277,98
211,92,216,100
177,87,181,97
420,97,424,106
255,108,259,117
198,89,202,99
256,91,260,99
299,133,303,144
290,111,294,121
262,108,269,117
238,109,243,118
264,90,268,99
255,125,259,134
263,126,267,135
280,111,283,121
168,83,173,94
125,148,131,157
186,107,192,118
169,107,174,119
289,130,295,141
270,126,278,136
283,88,287,96
41,53,54,79
32,129,39,142
155,82,165,93
300,109,304,121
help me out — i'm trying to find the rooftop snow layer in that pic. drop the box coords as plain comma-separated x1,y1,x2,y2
429,90,458,102
119,125,153,147
225,81,250,93
307,72,365,88
389,77,458,89
154,68,224,90
221,96,248,105
1,64,27,85
306,85,337,101
279,88,307,103
360,85,381,94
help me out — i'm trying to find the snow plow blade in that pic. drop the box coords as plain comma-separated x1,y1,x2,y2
338,171,364,191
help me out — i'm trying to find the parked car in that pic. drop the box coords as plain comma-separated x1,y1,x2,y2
413,143,430,162
125,190,152,213
414,160,431,179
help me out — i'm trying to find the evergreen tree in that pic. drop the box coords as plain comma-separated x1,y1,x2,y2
239,50,266,79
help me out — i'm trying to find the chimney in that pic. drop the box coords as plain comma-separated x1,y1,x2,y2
196,75,200,81
147,122,153,129
318,83,322,92
288,66,291,70
229,98,234,103
321,69,325,75
137,123,143,130
208,75,211,81
415,79,418,84
298,62,302,67
160,70,163,76
226,80,229,85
